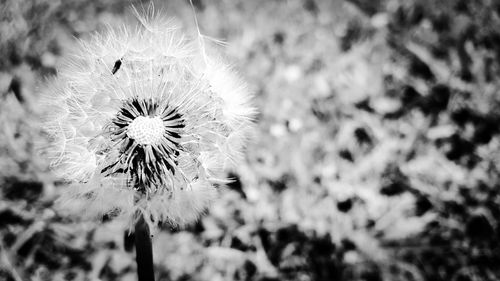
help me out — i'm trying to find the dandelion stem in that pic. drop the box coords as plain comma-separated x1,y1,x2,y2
135,215,155,281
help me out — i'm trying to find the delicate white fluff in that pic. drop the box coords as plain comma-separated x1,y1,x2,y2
42,7,254,227
203,58,256,128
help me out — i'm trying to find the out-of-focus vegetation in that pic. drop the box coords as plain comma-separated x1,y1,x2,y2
1,0,500,280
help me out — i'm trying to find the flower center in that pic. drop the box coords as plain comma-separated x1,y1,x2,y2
127,116,164,145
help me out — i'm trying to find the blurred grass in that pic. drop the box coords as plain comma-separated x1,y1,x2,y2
1,0,500,280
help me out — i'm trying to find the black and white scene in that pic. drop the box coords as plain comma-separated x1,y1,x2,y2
0,0,499,280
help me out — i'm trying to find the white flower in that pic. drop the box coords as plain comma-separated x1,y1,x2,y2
42,7,255,227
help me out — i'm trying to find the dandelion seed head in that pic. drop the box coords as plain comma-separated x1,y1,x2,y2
41,7,255,227
127,116,164,145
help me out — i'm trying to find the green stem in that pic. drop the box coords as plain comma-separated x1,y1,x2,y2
135,215,155,281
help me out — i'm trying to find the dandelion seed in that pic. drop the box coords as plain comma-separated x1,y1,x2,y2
41,7,255,228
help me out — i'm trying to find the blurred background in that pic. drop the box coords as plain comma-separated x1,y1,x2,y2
1,0,500,280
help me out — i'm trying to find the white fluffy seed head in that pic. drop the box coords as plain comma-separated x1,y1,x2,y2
42,6,255,228
127,116,164,145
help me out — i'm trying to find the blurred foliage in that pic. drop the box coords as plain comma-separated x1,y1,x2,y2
1,0,500,280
